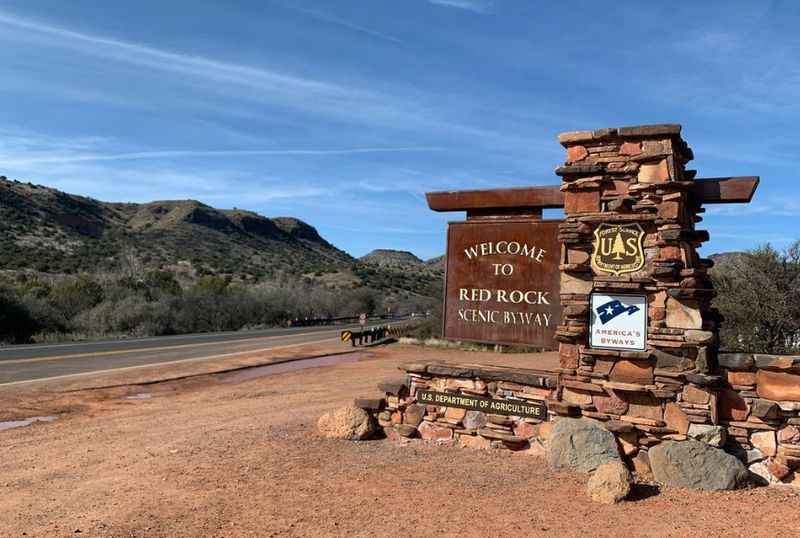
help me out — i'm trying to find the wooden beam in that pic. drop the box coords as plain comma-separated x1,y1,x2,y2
426,176,759,212
691,176,759,204
426,185,565,212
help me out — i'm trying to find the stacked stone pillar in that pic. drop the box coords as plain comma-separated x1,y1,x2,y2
553,124,719,459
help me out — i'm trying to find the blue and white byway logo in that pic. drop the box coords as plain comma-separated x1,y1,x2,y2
595,299,640,325
590,293,647,351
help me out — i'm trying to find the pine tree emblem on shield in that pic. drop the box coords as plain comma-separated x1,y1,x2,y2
591,223,646,276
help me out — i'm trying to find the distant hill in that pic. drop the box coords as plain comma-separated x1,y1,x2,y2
709,251,747,268
0,177,352,277
0,177,443,298
425,255,445,269
359,249,423,267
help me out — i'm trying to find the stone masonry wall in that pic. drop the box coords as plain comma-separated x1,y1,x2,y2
359,355,800,487
716,353,800,484
366,362,557,454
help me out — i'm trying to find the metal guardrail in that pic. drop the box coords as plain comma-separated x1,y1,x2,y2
340,324,409,346
288,314,415,328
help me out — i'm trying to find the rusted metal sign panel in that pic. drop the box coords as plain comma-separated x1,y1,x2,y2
443,219,562,348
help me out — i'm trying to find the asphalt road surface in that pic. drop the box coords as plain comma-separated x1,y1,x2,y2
0,323,382,386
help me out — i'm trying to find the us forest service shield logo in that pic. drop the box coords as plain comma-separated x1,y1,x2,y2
591,223,645,276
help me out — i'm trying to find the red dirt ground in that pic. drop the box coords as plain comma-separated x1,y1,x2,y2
1,342,798,537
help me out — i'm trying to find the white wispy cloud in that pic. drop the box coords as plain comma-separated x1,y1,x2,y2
648,21,800,116
1,146,444,167
706,198,800,218
0,9,544,153
289,5,403,44
0,11,357,99
427,0,493,13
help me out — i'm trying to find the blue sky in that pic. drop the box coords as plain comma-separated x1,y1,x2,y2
0,1,797,259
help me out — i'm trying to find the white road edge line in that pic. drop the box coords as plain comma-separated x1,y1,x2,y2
0,328,347,365
0,336,342,387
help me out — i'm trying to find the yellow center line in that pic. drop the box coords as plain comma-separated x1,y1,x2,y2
0,328,346,365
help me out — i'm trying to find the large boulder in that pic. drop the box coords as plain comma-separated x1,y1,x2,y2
649,440,747,490
587,461,632,504
546,417,621,472
317,406,375,440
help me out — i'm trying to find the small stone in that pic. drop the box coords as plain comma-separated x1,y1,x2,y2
560,272,593,295
463,410,487,430
631,450,652,477
782,472,800,488
558,130,594,145
487,414,513,427
593,390,629,415
609,360,654,385
638,159,670,184
684,330,714,344
727,371,757,386
587,461,631,504
652,349,693,372
393,424,417,438
515,439,547,457
778,426,800,444
538,421,554,441
756,370,800,402
766,458,792,481
749,461,780,485
623,393,664,422
567,145,589,162
445,378,477,391
718,389,749,421
444,406,467,422
746,448,766,465
458,434,491,450
680,385,709,406
619,124,681,137
513,421,539,439
403,404,426,427
718,353,754,371
564,190,600,214
687,424,726,447
749,399,780,420
665,298,702,329
751,431,777,457
619,141,641,156
685,373,722,387
317,406,375,440
478,428,526,445
664,403,690,435
604,420,634,434
562,387,593,406
560,342,580,370
418,421,454,442
695,347,712,373
617,431,638,456
754,354,800,370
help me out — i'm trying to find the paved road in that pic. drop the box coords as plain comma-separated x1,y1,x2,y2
0,323,381,386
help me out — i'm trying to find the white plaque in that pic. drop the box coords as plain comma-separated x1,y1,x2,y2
590,293,647,351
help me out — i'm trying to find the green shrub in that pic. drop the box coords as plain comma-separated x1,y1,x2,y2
0,289,39,343
712,242,800,354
